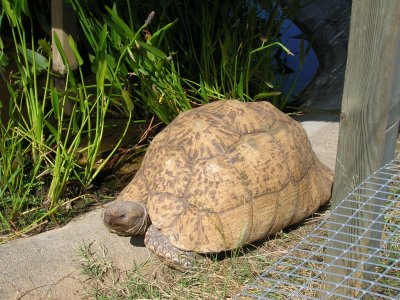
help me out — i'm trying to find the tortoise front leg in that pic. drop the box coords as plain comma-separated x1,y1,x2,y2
144,225,199,270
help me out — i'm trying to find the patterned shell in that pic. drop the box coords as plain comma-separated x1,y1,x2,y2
117,100,333,253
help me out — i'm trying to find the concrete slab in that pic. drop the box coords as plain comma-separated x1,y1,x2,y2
0,208,150,299
296,114,340,171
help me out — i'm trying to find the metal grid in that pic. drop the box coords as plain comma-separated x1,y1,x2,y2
237,159,400,299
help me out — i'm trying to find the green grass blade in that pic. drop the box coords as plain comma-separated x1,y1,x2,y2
137,41,167,59
254,91,281,100
68,36,83,66
121,90,134,112
105,5,134,40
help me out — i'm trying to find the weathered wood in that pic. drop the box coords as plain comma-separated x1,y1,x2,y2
51,0,77,73
324,0,400,297
51,0,77,115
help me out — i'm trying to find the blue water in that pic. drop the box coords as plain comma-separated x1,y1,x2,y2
278,19,319,100
256,3,319,102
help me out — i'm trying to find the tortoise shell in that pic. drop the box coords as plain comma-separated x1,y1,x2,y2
117,100,333,253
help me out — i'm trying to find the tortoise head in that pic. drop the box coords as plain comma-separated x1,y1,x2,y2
102,201,150,236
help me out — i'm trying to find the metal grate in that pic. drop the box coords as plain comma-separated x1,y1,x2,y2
237,159,400,299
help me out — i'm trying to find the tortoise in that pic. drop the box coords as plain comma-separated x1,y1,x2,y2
102,100,333,269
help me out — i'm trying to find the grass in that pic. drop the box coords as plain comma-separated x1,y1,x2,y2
372,191,400,298
243,178,400,299
78,243,270,299
77,211,328,299
0,0,145,239
69,0,297,120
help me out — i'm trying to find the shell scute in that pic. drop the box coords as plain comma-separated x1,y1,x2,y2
185,157,251,213
142,148,191,198
225,132,291,196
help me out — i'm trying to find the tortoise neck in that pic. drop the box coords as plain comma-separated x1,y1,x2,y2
136,202,151,235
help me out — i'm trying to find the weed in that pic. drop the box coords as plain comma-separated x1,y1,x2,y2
78,213,327,299
0,0,137,238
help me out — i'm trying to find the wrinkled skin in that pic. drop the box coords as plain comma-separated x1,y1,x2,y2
102,201,150,236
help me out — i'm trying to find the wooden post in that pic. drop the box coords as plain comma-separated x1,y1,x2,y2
51,0,77,115
324,0,400,297
51,0,77,73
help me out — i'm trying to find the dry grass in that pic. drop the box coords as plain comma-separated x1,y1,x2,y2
372,189,400,298
77,210,328,299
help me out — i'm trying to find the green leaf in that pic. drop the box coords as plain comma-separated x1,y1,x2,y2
19,0,29,17
265,82,275,89
121,90,134,112
105,5,134,40
2,0,17,27
151,19,178,42
88,54,95,64
68,36,83,66
127,47,137,65
0,49,9,67
219,40,228,67
110,27,122,47
105,53,116,69
67,70,77,88
50,82,60,120
146,50,155,62
97,24,108,54
97,60,108,93
17,45,49,72
38,39,52,57
77,85,86,114
44,120,58,138
0,8,4,28
199,78,208,102
118,62,128,77
238,72,244,98
254,91,281,100
138,68,149,76
53,33,69,67
72,111,79,134
137,41,167,59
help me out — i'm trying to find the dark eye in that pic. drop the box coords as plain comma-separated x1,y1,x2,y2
119,214,126,219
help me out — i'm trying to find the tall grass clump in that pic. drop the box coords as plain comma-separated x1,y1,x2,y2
159,0,294,103
0,0,147,238
68,0,296,117
68,1,192,124
1,0,52,235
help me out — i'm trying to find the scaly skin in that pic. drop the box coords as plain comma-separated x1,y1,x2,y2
144,225,200,270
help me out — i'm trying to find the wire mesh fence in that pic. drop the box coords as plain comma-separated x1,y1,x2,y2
236,159,400,299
